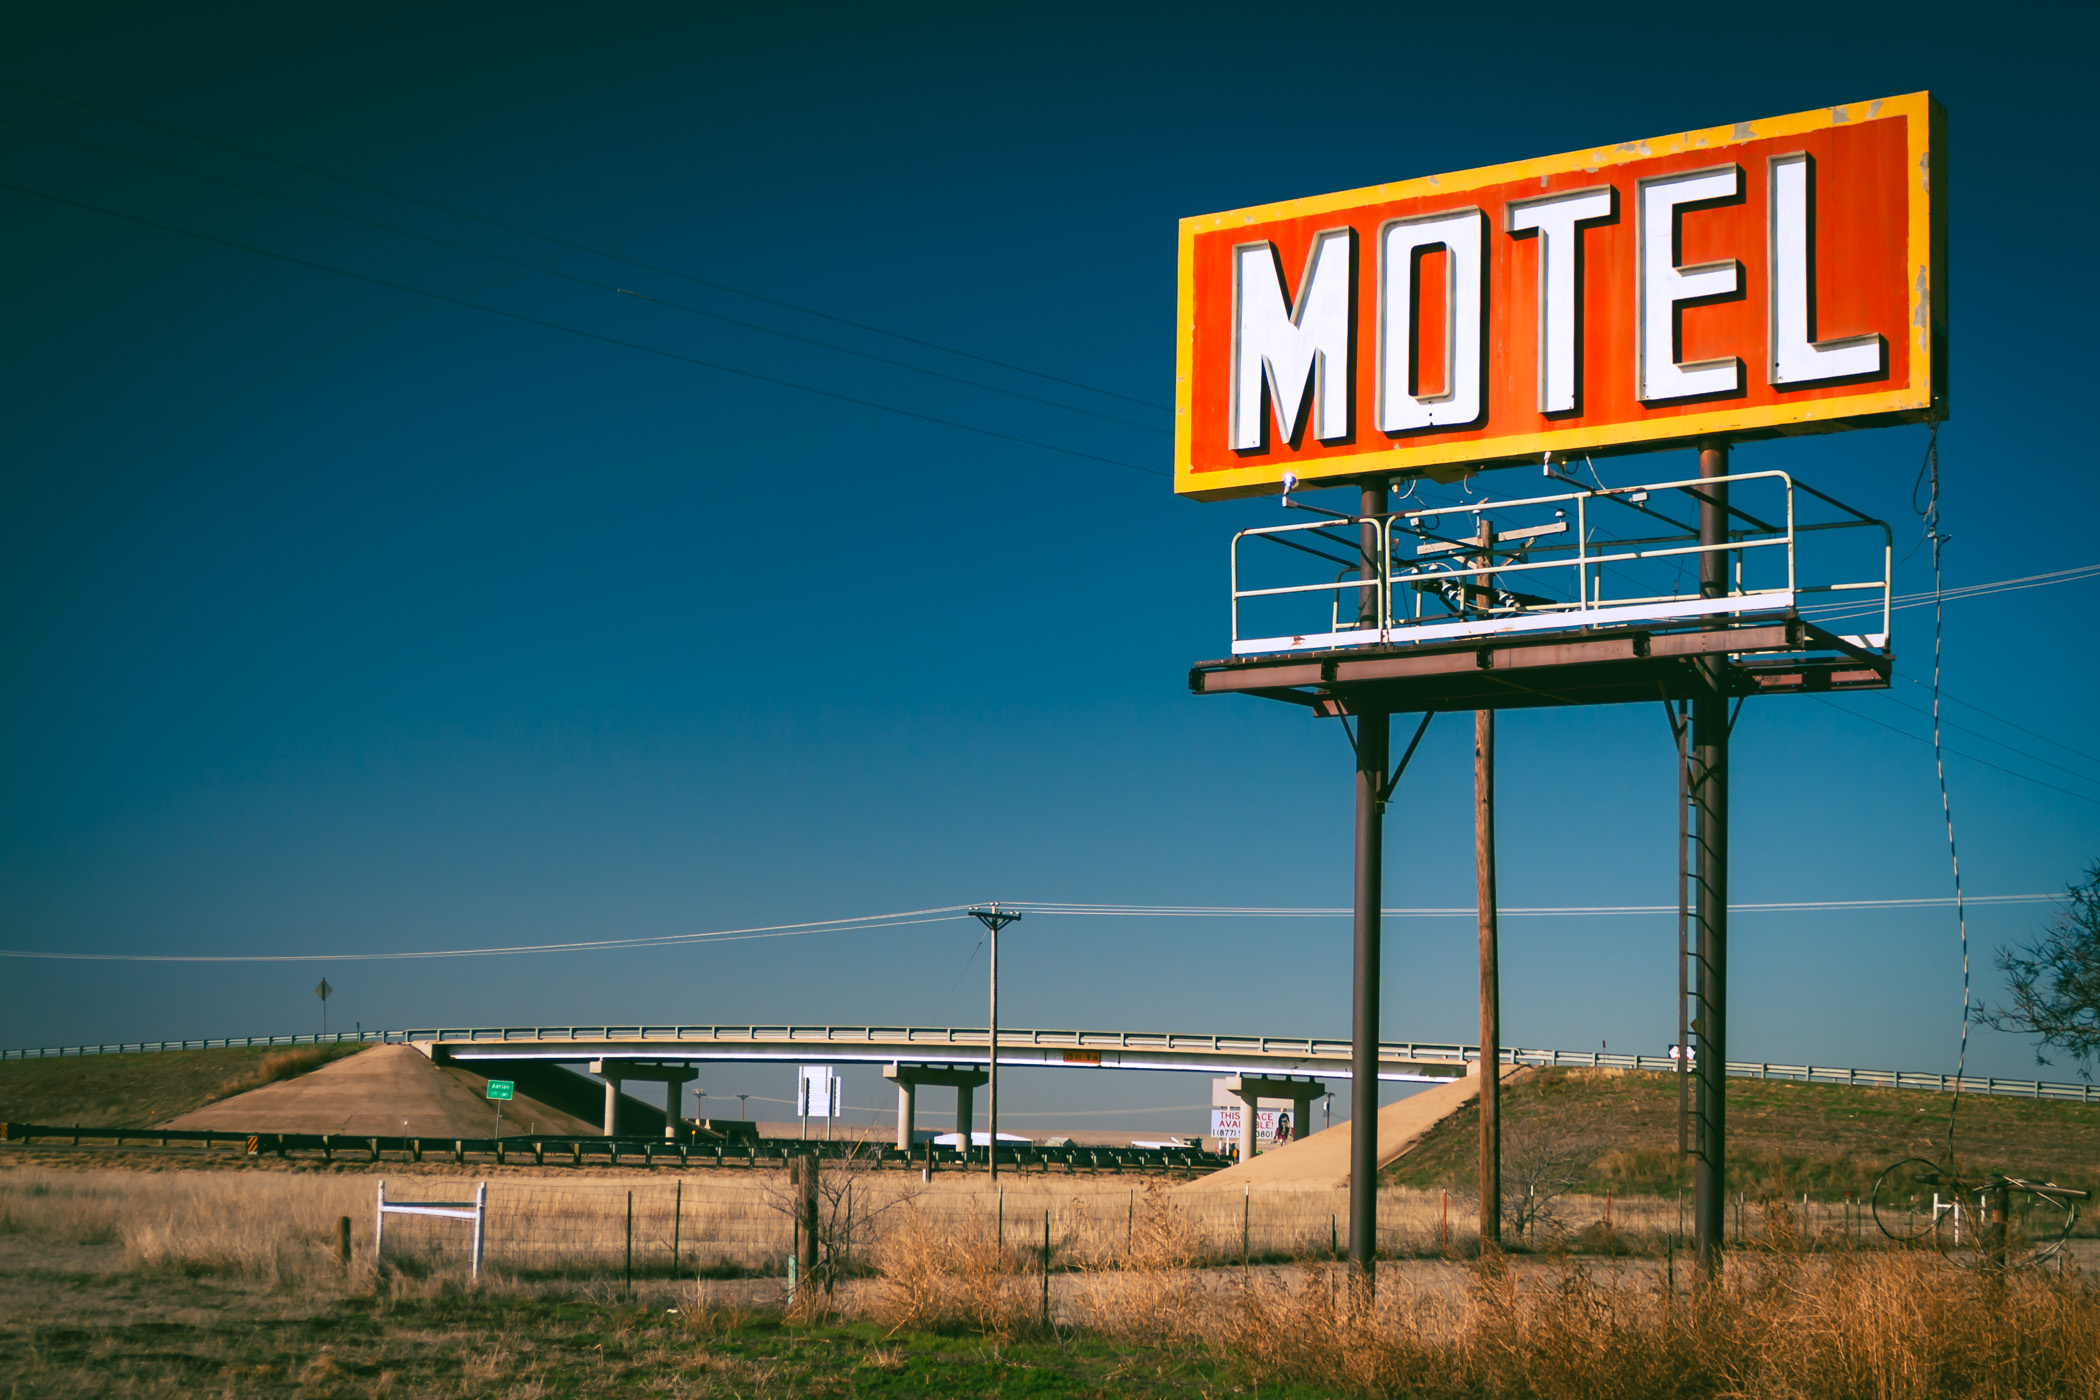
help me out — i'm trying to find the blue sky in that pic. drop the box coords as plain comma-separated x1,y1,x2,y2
2,2,2095,1134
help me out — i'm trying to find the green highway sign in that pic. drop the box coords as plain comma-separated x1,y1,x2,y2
485,1080,515,1101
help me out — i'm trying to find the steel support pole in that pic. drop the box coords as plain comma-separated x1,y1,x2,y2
1693,442,1731,1272
1349,478,1388,1280
1477,707,1501,1249
1350,708,1388,1275
1475,520,1501,1251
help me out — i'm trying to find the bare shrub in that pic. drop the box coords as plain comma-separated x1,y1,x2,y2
867,1205,1033,1338
1070,1183,1206,1344
1502,1119,1599,1240
758,1135,918,1297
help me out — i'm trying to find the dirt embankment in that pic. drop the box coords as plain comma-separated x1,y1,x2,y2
0,1044,364,1128
162,1044,601,1138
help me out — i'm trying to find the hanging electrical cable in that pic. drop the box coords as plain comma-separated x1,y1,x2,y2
0,892,2055,963
1897,674,2100,768
1917,419,1972,1166
931,933,987,1020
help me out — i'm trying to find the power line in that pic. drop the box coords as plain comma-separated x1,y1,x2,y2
0,116,1168,437
0,78,1168,411
932,933,987,1020
615,288,1167,434
1872,691,2100,787
1800,561,2100,623
0,180,1168,480
1895,672,2100,769
1020,895,2058,917
1902,561,2100,604
0,893,2058,963
0,909,976,962
1808,697,2100,808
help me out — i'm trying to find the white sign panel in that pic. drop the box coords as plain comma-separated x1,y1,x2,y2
798,1065,840,1118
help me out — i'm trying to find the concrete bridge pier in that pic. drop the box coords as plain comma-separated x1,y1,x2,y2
590,1060,698,1138
1225,1074,1326,1164
884,1063,988,1151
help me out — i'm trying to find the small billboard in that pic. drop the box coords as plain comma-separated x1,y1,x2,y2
1210,1106,1291,1143
1175,93,1944,499
797,1065,840,1119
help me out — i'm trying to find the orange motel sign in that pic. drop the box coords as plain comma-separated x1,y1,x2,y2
1175,93,1945,500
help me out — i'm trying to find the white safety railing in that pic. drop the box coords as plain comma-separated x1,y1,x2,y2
1229,470,1891,657
376,1179,486,1279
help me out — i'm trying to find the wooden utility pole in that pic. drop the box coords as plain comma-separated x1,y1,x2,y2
1474,520,1501,1250
970,906,1021,1178
792,1154,820,1280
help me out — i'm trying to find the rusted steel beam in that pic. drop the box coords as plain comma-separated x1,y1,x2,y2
1489,636,1647,670
1331,651,1481,682
1191,663,1324,692
1647,623,1799,658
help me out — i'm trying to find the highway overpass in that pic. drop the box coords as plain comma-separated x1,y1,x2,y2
9,1022,2096,1105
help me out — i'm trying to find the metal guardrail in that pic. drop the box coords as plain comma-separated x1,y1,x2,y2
1229,469,1892,657
0,1028,416,1059
0,1024,415,1057
1503,1047,2100,1104
0,1121,1220,1172
3,1024,2092,1104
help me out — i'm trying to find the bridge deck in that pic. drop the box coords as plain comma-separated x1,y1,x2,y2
7,1027,2093,1104
425,1024,1467,1084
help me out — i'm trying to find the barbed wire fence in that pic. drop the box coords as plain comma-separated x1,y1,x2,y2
365,1171,2098,1287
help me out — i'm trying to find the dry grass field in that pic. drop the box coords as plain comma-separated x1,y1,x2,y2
1388,1066,2100,1201
5,1161,2100,1397
6,1059,2099,1394
0,1044,364,1128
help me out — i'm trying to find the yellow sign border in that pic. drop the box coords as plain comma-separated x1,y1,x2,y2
1173,92,1944,500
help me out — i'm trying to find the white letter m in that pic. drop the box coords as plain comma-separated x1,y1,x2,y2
1231,229,1354,451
